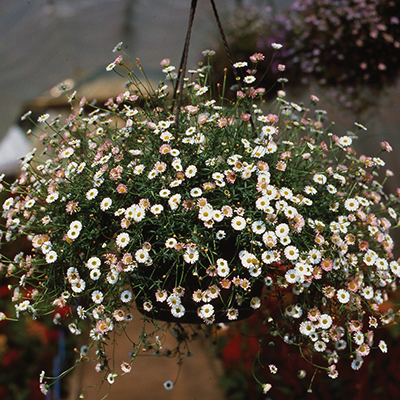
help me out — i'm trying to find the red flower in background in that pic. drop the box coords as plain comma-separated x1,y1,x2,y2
1,348,20,368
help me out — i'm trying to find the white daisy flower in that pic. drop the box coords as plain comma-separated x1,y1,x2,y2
344,198,359,212
87,256,101,269
185,165,197,178
319,314,333,330
255,196,270,211
132,206,146,222
336,289,350,304
333,173,346,185
280,187,293,199
284,245,299,261
107,373,116,385
378,340,387,353
167,295,181,307
160,131,173,142
261,251,276,264
249,265,262,277
71,279,86,293
212,172,224,181
250,297,261,309
106,62,116,71
361,286,374,299
233,61,248,68
240,251,257,268
212,210,224,222
195,86,208,96
264,185,277,200
169,180,182,188
291,102,302,112
251,220,266,235
66,267,80,283
353,331,364,345
261,125,276,137
299,321,315,336
116,232,130,248
150,204,164,214
243,75,256,84
171,304,185,318
194,132,205,143
363,250,378,266
351,357,364,370
38,113,50,123
388,207,397,219
41,242,52,254
92,290,104,304
24,199,36,208
135,248,149,263
227,309,239,320
90,269,101,280
262,231,277,247
216,230,226,240
308,249,322,264
375,258,388,270
280,235,291,246
338,136,352,147
168,194,181,210
285,269,299,284
70,220,82,231
390,261,400,277
165,237,177,248
373,157,385,166
133,164,145,175
231,216,246,231
2,197,14,211
313,174,327,185
198,206,214,222
45,250,58,263
147,169,158,179
314,340,327,352
67,229,80,240
183,249,199,264
86,188,98,200
100,197,112,211
60,147,74,158
275,223,289,238
190,187,203,197
107,270,119,284
121,290,133,303
199,304,214,318
46,192,59,203
185,126,196,135
304,186,317,195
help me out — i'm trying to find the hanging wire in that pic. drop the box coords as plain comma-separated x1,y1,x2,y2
209,0,240,83
173,0,248,126
173,0,198,125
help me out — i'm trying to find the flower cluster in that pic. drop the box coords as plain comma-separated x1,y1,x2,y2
276,0,400,109
1,44,400,393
